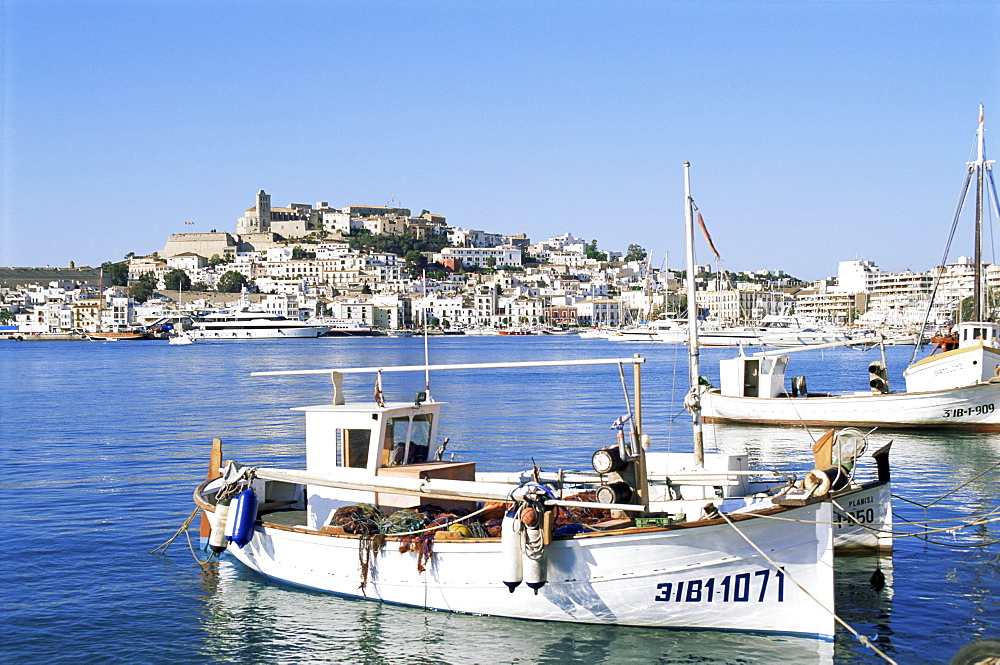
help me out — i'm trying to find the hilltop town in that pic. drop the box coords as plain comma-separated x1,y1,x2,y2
0,190,993,334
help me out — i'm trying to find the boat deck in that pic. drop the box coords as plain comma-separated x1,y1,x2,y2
259,509,308,527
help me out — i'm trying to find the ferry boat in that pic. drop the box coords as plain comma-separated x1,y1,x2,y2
187,309,331,340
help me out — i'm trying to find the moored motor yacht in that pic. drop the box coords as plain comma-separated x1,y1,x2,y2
187,309,331,340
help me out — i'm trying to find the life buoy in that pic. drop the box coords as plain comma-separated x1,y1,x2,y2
804,468,831,497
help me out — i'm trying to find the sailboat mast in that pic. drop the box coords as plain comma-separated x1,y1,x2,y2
974,105,985,321
972,104,986,321
683,162,705,465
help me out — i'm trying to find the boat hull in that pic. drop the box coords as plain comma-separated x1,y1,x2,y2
726,481,892,553
86,332,149,341
701,381,1000,430
217,502,834,637
903,344,1000,392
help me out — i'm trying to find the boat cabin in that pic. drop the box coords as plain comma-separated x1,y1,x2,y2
292,400,474,530
718,351,789,398
956,321,1000,349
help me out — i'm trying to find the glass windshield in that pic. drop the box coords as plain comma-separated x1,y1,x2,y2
384,414,433,466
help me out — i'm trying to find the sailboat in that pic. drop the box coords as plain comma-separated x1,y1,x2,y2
168,279,195,345
699,107,1000,431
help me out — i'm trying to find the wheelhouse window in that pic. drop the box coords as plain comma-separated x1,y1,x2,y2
342,429,371,469
383,413,433,466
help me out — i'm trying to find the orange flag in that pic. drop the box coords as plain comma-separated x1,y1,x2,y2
697,212,721,260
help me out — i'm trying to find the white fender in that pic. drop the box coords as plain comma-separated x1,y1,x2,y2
522,519,548,594
805,468,832,497
501,513,523,592
209,502,230,553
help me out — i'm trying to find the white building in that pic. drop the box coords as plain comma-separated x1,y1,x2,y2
436,247,522,269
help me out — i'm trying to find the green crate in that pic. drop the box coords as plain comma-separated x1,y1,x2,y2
635,515,684,528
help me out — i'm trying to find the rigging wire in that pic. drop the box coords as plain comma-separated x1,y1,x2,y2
909,170,973,365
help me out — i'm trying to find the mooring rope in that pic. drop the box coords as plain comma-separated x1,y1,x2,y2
739,501,1000,545
719,509,898,665
894,460,1000,509
151,506,218,568
151,507,201,555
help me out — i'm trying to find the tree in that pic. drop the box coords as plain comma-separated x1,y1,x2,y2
404,250,428,278
361,283,373,294
625,244,647,263
217,271,249,293
101,261,129,286
191,281,209,292
0,309,14,324
292,246,316,260
485,256,497,270
163,269,191,291
347,231,449,257
128,272,156,303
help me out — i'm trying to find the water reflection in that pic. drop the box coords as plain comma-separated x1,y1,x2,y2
198,560,835,664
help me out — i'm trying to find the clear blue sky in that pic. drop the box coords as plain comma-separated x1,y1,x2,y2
2,0,998,280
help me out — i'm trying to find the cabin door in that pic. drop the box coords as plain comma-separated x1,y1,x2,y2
743,359,760,397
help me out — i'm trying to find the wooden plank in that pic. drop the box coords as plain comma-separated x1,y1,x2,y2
199,438,223,538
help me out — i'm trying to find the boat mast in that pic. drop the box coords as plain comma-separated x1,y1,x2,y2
974,105,986,321
683,162,705,466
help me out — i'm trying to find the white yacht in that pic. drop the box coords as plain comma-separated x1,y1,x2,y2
188,309,331,340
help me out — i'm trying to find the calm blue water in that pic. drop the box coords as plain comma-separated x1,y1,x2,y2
1,337,998,664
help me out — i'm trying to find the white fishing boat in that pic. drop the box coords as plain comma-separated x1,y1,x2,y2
699,108,1000,431
902,106,1000,394
699,341,1000,430
187,309,331,340
193,356,837,637
168,331,195,345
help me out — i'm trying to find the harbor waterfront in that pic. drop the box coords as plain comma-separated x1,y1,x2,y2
2,336,999,663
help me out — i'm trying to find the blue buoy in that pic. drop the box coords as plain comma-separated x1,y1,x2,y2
225,487,258,548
